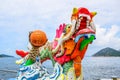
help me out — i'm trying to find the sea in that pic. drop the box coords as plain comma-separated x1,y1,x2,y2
0,57,120,80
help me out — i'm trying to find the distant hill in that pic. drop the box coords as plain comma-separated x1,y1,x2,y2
0,54,14,57
118,49,120,51
93,47,120,57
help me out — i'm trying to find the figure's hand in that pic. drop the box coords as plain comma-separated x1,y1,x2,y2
56,53,62,57
16,59,24,65
56,50,64,57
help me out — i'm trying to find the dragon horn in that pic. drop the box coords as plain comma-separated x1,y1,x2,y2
91,12,97,17
72,7,78,15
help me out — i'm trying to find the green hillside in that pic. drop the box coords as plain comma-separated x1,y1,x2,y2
0,54,14,57
93,47,120,57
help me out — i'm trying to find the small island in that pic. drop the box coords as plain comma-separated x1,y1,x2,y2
93,47,120,57
0,54,14,58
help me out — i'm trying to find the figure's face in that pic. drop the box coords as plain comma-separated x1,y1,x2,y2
29,30,47,47
66,25,72,34
63,25,72,36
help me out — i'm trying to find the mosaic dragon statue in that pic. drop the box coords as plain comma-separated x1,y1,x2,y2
15,7,97,80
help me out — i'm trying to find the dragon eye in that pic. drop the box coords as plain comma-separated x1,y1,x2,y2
68,26,70,28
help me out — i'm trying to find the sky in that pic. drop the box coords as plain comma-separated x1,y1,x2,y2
0,0,120,57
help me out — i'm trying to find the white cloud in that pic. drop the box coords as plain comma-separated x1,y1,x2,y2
94,24,120,49
0,0,119,30
0,0,120,56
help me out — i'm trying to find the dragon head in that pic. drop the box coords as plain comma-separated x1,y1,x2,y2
71,7,97,37
71,7,97,22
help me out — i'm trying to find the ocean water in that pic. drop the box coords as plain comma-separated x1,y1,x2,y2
82,57,120,80
0,57,120,80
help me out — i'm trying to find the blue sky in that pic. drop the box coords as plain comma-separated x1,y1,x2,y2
0,0,120,57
